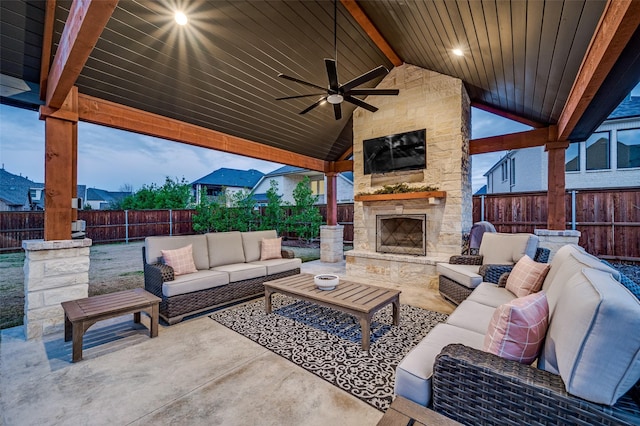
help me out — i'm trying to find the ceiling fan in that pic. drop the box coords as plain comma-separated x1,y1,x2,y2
275,0,399,120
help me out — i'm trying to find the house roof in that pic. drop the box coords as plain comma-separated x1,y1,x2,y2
608,96,640,120
2,1,640,164
0,168,40,207
264,166,308,177
85,188,131,203
474,185,488,196
191,168,264,188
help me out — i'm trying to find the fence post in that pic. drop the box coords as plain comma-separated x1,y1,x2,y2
169,209,173,236
125,210,129,244
480,195,485,221
571,190,576,230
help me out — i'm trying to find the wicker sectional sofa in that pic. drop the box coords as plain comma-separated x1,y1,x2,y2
395,244,640,425
142,230,301,324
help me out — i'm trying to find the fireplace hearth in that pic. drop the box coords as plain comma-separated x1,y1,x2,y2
376,214,426,256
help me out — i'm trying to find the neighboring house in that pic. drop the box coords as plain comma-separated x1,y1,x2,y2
484,95,640,193
191,168,264,205
0,167,85,211
84,188,131,210
251,165,354,206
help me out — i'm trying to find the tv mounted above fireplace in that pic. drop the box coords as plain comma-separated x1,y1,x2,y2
363,128,426,175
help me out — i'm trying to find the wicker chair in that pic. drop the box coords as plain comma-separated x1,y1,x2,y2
432,344,640,425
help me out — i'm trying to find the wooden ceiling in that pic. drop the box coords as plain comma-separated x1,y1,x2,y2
2,0,640,165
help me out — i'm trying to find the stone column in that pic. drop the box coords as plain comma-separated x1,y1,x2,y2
320,225,344,263
534,229,581,261
23,238,92,339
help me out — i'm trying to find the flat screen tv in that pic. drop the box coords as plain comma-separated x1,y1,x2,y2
363,129,426,175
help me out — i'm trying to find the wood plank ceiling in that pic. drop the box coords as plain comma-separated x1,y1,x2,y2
2,0,638,163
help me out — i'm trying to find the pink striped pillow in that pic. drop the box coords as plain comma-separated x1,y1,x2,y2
506,254,550,297
161,244,197,276
483,291,549,365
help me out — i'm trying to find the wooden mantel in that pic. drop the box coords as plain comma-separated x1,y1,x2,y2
354,191,446,202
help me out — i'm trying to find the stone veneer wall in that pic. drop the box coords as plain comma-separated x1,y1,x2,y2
22,239,92,339
352,64,471,254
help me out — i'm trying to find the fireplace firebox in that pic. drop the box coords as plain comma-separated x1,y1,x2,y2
376,214,426,256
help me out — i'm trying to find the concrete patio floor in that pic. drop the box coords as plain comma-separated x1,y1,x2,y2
0,260,454,426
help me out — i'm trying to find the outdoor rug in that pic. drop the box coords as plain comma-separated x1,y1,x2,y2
209,294,448,411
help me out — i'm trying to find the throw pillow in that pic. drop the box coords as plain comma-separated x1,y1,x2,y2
506,254,550,298
161,244,198,276
260,237,282,261
483,291,549,365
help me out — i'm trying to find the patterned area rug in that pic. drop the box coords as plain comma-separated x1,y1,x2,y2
210,294,448,411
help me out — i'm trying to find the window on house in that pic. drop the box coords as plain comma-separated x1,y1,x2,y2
565,142,580,171
586,131,610,170
510,158,516,186
501,162,508,181
617,128,640,169
310,179,325,196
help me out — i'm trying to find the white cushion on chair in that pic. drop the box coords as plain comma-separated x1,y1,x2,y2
437,263,482,289
479,233,538,265
467,283,517,308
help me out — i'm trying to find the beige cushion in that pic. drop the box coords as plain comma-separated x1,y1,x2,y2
479,233,538,265
161,244,198,276
242,230,277,262
206,232,245,267
145,235,209,270
212,263,266,282
162,270,229,297
436,263,482,289
249,258,302,275
260,237,282,260
505,255,550,297
394,324,485,407
467,283,517,308
539,268,640,405
445,300,498,335
542,245,620,314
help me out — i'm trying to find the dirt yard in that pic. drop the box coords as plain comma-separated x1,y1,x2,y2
0,240,324,330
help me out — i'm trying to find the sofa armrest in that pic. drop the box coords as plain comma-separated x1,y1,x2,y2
497,273,510,287
143,262,174,299
280,249,295,259
432,344,638,425
479,264,514,284
534,247,551,263
448,255,483,265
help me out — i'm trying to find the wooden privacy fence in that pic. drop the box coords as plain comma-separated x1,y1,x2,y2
474,188,640,262
0,204,355,252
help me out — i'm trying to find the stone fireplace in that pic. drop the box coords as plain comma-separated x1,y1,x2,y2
345,64,472,292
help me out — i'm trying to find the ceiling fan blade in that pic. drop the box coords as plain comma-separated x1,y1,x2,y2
341,65,389,92
278,73,327,92
344,95,378,112
300,97,327,115
276,93,326,101
347,88,399,96
333,103,342,120
325,58,339,91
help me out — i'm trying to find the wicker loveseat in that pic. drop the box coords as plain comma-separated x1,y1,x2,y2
395,244,640,425
142,230,301,324
438,232,550,305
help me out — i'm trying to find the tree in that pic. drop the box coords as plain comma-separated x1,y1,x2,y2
261,180,284,233
287,176,323,242
117,177,192,209
192,187,259,233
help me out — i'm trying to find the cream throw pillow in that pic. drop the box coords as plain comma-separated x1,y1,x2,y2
161,244,198,276
506,255,550,298
260,237,282,261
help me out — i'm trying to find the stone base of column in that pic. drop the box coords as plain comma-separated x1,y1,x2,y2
534,229,581,261
320,225,344,263
22,238,92,340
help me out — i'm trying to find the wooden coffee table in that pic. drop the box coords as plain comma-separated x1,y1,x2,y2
263,273,400,351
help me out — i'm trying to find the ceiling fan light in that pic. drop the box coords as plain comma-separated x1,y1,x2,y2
327,94,343,104
452,48,464,57
175,11,188,26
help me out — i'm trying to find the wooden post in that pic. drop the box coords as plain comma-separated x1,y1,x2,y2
545,139,569,230
326,172,338,226
40,88,79,240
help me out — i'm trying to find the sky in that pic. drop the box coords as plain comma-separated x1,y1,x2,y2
0,103,560,194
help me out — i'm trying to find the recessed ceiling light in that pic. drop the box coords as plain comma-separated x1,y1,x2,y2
175,11,188,26
452,48,464,57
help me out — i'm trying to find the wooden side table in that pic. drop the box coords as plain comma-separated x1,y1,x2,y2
62,288,161,362
377,397,461,426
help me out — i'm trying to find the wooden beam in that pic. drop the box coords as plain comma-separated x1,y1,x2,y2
557,0,640,141
470,127,551,155
39,0,56,100
545,141,570,230
340,0,403,67
77,94,327,172
326,160,353,173
471,101,545,129
326,172,338,226
338,146,353,161
46,0,118,108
